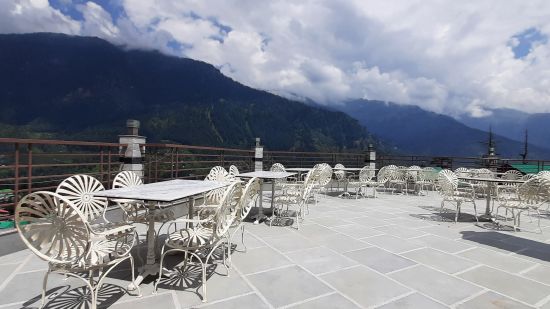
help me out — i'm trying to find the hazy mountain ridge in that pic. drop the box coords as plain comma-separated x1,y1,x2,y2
458,108,550,150
333,100,550,159
0,33,376,151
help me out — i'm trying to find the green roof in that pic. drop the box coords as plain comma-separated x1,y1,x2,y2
511,164,550,174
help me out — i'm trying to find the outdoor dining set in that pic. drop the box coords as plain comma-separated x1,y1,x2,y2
11,163,550,308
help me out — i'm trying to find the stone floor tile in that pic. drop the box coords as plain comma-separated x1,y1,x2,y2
458,265,550,306
165,266,252,306
389,265,482,305
415,234,475,254
247,265,333,308
0,250,31,265
0,271,73,306
344,247,416,274
373,224,429,239
456,291,534,309
361,234,424,254
321,266,410,308
109,292,175,309
346,217,392,228
523,264,550,285
331,224,385,239
292,223,341,241
199,293,269,309
0,264,18,287
310,233,371,253
457,247,535,273
231,246,293,275
285,246,358,275
311,216,354,227
377,293,449,309
264,233,320,253
288,292,361,309
401,248,478,274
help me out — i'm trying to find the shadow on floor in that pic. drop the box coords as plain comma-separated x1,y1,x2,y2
21,283,125,309
460,230,550,263
411,205,479,223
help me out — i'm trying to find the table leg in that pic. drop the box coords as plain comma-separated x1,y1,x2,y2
128,202,160,290
188,196,195,228
252,179,266,224
478,182,497,222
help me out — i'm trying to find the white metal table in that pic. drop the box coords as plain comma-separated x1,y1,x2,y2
458,176,525,221
93,179,229,289
285,167,312,181
334,167,377,197
237,171,296,224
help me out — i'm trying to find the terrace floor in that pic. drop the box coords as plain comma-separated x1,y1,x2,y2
2,190,550,308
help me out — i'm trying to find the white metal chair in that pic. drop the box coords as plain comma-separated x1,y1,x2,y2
347,166,376,199
228,165,240,180
226,177,260,266
55,174,109,223
436,170,479,223
496,176,550,232
389,167,408,194
154,182,241,302
415,167,438,194
15,191,140,309
272,170,315,229
315,163,333,198
333,164,346,192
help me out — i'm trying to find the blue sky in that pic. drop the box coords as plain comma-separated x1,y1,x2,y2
511,28,548,59
1,0,550,116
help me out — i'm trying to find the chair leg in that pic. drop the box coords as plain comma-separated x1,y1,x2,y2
241,225,247,252
536,209,543,233
40,269,51,309
455,202,461,223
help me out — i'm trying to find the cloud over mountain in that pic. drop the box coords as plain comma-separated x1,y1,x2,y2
2,0,550,116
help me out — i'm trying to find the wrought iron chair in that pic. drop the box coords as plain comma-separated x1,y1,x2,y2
55,174,110,224
389,166,408,194
15,191,140,309
374,165,394,194
112,171,174,247
347,166,376,199
228,165,240,181
436,170,479,223
406,166,421,194
315,163,333,198
415,167,438,194
226,177,260,266
496,176,550,232
272,170,315,229
333,164,346,192
154,182,242,302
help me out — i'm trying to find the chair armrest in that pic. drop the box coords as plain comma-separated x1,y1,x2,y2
92,224,136,236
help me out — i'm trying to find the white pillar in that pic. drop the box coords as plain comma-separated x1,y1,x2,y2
367,144,376,170
119,119,146,179
254,138,263,171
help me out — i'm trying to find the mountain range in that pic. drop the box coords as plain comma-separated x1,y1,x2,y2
0,32,548,159
332,100,550,158
458,108,550,150
0,33,373,152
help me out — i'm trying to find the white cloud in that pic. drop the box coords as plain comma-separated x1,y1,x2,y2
0,0,80,34
1,0,550,116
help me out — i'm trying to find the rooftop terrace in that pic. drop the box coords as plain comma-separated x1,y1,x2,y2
2,191,550,309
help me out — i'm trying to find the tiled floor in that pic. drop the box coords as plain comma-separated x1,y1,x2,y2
2,191,550,308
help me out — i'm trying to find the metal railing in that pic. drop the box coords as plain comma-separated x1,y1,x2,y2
143,143,254,183
264,150,366,168
0,138,123,218
1,137,549,220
